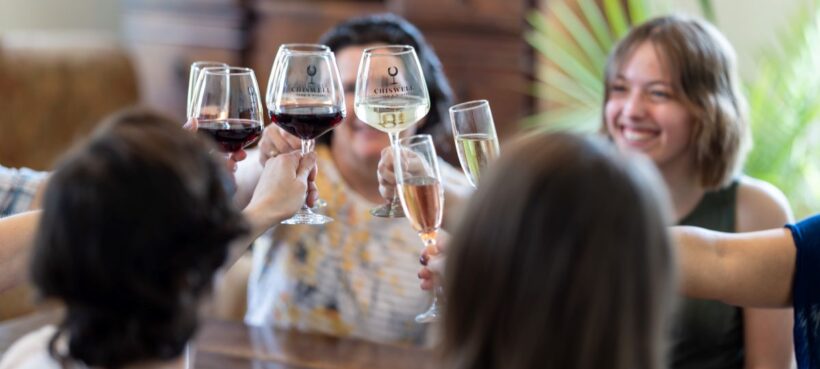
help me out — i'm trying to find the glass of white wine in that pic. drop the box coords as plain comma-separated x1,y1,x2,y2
394,134,444,323
449,100,500,188
187,61,228,119
354,45,430,217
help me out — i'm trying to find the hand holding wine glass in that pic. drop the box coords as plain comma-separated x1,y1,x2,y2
394,134,444,323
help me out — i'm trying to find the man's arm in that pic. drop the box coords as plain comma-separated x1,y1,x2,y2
0,211,40,293
674,226,795,308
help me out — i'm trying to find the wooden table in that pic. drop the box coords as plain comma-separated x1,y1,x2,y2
0,309,435,369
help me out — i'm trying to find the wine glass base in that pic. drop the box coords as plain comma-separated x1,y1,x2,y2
370,203,405,218
414,307,439,323
281,212,333,225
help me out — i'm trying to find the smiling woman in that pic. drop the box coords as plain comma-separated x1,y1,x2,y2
602,14,794,369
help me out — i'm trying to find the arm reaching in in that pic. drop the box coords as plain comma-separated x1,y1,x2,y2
673,226,795,308
0,211,40,293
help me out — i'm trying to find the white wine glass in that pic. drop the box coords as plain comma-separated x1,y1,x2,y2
192,67,264,154
449,100,500,188
187,61,228,119
354,45,430,218
267,44,345,225
394,134,443,323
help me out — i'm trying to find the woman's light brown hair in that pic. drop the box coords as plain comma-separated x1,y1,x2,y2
604,14,750,189
440,132,676,369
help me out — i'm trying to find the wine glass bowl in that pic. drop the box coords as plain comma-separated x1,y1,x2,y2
266,44,345,225
449,99,500,188
353,45,431,217
187,61,228,120
192,67,264,153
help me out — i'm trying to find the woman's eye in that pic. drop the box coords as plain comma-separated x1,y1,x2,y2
650,90,671,99
610,84,627,93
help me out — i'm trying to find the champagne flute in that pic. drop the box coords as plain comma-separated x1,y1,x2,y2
267,44,345,225
187,61,228,119
354,45,430,217
394,134,444,323
192,67,264,154
449,100,500,187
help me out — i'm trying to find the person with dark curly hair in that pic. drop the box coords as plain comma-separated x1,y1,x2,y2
0,108,315,369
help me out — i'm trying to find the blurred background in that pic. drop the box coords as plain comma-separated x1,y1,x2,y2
0,0,818,215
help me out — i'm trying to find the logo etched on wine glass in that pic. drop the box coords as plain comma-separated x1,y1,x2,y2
378,112,406,129
387,66,399,85
306,64,317,85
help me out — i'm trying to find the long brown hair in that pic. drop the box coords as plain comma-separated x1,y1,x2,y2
440,132,676,369
603,14,749,189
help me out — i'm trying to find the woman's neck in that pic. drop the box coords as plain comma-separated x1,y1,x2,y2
659,159,705,222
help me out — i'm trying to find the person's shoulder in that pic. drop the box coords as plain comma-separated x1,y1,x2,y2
0,325,60,369
735,176,794,231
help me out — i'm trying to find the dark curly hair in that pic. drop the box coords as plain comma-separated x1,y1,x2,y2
318,13,456,156
30,108,248,368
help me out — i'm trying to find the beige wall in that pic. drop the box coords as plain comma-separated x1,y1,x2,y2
0,0,121,35
671,0,811,77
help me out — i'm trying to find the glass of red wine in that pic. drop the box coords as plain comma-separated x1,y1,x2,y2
266,44,345,225
192,67,264,154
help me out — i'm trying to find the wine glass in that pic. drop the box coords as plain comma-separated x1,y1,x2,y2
187,61,228,119
192,67,264,154
449,100,500,188
354,45,430,217
394,134,444,323
266,44,345,225
267,44,331,210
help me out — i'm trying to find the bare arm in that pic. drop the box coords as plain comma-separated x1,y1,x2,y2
674,226,795,308
735,177,794,369
0,211,40,293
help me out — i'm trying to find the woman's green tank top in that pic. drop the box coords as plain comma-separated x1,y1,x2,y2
671,180,743,369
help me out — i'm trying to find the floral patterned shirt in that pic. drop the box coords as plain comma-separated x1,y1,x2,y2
245,146,432,346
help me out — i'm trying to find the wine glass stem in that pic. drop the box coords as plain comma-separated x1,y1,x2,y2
387,132,402,209
299,138,316,212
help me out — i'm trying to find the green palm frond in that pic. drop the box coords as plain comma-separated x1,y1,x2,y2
524,0,672,133
743,2,820,217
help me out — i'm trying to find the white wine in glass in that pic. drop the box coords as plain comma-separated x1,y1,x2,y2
394,134,443,323
354,45,430,218
450,100,500,188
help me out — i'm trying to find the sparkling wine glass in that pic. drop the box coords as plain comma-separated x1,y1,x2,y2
449,100,500,188
354,45,430,218
187,61,228,119
267,44,345,225
192,67,264,154
394,134,444,323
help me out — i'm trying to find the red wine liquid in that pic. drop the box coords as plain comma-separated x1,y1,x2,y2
198,119,262,152
270,105,344,140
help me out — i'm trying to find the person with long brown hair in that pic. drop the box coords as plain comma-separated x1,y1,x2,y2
438,132,676,369
602,14,793,369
